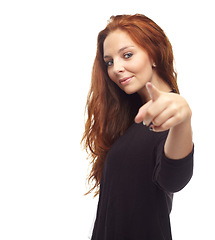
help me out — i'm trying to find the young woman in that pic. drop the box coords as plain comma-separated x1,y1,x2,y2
82,14,194,240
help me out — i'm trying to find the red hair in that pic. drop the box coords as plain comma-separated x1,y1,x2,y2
82,14,179,196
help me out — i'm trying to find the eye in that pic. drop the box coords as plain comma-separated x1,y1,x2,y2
124,52,133,59
105,60,113,67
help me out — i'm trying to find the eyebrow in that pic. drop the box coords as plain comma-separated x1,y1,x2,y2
103,46,134,59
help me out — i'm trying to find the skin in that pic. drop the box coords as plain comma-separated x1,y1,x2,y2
103,29,193,159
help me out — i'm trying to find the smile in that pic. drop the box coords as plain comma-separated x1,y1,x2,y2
119,76,134,85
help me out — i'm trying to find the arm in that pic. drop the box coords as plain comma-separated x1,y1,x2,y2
154,137,194,193
164,116,193,159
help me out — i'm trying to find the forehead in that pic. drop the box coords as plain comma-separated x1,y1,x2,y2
103,29,136,55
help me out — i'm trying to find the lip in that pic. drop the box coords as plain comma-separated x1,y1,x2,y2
119,76,134,85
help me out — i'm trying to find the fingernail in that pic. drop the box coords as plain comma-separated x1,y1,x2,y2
143,121,146,126
149,126,154,131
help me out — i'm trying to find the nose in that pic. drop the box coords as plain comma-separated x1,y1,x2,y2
113,60,125,75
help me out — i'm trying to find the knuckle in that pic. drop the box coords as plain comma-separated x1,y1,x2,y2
170,103,178,112
174,111,184,123
161,122,170,131
175,113,182,122
165,97,172,105
152,118,159,126
146,109,154,118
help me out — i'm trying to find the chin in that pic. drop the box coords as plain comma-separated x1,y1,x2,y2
125,91,135,95
122,86,139,95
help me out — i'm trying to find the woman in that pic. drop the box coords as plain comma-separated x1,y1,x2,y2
82,14,194,240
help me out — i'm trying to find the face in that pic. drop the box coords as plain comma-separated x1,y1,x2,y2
103,29,155,97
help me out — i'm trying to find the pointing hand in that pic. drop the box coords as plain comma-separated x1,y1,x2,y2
135,82,192,132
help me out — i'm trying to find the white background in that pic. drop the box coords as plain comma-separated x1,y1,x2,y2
0,0,214,239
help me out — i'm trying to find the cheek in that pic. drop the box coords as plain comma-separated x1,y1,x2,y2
133,58,149,71
134,61,153,79
107,69,116,82
131,53,152,73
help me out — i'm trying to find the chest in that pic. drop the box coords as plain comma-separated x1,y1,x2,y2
101,123,163,189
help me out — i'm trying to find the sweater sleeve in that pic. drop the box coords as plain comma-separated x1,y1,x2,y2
153,136,194,193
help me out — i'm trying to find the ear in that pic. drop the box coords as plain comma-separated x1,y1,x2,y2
150,57,156,68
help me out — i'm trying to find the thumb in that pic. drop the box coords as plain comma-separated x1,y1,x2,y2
146,82,160,101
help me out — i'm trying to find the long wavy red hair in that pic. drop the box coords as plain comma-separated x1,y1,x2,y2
82,14,179,196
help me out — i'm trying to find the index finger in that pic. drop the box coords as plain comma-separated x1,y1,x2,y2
146,82,161,102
